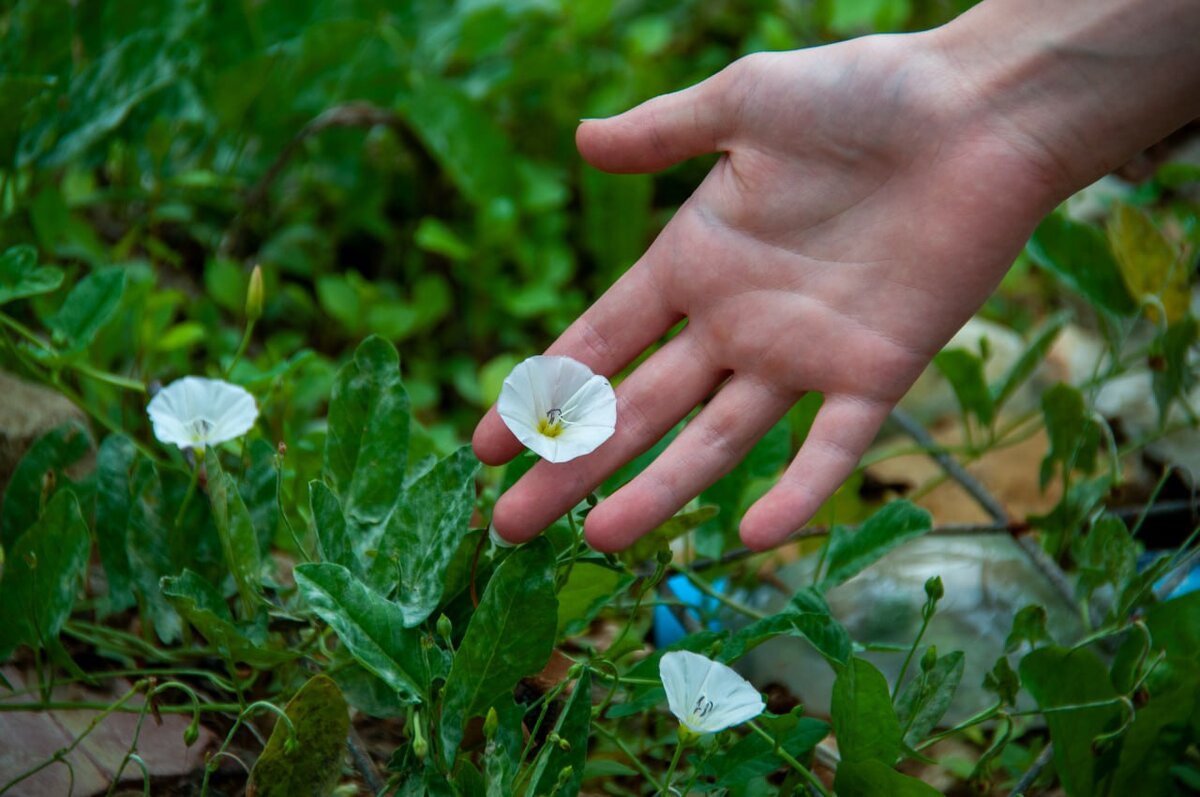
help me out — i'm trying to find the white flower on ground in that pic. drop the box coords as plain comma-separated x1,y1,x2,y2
659,650,765,734
147,376,259,450
497,355,616,464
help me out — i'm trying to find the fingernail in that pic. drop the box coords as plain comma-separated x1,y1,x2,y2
578,117,607,123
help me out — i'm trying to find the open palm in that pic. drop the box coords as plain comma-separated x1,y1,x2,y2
474,33,1064,551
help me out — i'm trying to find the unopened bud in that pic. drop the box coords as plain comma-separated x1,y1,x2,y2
556,765,574,785
483,707,499,740
183,717,201,747
924,575,944,602
920,645,938,673
412,734,428,760
245,265,264,322
436,614,452,642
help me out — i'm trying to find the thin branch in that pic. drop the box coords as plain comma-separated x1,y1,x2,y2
219,102,420,257
1007,743,1054,797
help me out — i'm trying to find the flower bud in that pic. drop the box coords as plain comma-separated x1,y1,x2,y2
412,735,428,760
245,264,264,322
924,575,944,602
183,716,201,747
556,766,574,785
483,707,499,740
920,645,938,673
436,614,453,642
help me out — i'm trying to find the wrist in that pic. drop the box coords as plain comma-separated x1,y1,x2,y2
928,0,1200,201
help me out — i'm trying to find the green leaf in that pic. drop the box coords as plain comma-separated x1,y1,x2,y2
1111,670,1200,797
1152,316,1199,422
0,244,63,306
309,481,355,572
162,570,292,668
621,505,718,566
1038,383,1101,489
1020,646,1122,797
895,650,964,747
820,501,932,589
701,713,830,785
1026,211,1137,316
294,562,427,704
0,420,92,550
324,336,410,526
525,670,592,797
124,459,181,643
722,587,851,666
556,562,634,639
440,538,558,765
831,657,902,765
0,490,90,660
1072,515,1139,605
48,267,126,351
398,78,518,205
697,420,790,557
581,168,652,280
94,434,137,614
991,310,1069,411
38,31,192,167
367,446,479,626
934,348,994,427
206,449,264,616
1004,604,1052,654
247,675,350,797
983,656,1020,707
834,760,943,797
1107,203,1189,323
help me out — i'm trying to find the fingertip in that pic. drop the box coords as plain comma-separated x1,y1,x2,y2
738,491,812,551
472,408,523,466
490,489,546,545
582,500,635,554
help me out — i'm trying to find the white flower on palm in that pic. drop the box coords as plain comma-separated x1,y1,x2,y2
497,355,616,463
659,650,765,734
147,377,259,451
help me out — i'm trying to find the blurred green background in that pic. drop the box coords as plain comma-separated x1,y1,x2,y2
0,0,983,458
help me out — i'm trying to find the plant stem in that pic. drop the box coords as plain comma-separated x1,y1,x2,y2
662,736,686,794
747,721,832,797
592,723,665,792
675,566,767,621
892,612,933,701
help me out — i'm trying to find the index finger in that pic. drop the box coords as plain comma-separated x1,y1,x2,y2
472,257,681,465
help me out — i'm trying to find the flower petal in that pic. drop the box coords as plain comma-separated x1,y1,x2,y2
147,377,258,449
497,356,617,463
658,650,764,734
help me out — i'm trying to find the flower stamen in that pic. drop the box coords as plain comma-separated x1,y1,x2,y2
538,408,565,438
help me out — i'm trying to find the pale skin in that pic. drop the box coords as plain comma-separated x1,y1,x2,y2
474,0,1200,552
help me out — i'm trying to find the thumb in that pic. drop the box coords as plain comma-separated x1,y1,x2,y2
577,63,742,174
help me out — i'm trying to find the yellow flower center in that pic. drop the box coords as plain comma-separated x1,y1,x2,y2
537,408,564,438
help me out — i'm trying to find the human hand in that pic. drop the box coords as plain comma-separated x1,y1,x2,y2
473,31,1071,552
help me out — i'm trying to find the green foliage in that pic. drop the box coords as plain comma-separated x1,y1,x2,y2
0,490,89,660
440,537,558,765
832,657,903,765
0,420,91,549
293,562,427,705
0,244,63,306
895,650,964,748
248,675,350,797
0,2,1196,794
1020,646,1123,797
1027,211,1137,316
820,500,932,589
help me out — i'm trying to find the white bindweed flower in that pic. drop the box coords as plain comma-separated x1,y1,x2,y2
497,355,616,464
147,376,259,451
659,650,765,735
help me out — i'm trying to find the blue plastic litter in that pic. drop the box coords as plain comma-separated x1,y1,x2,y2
654,574,728,649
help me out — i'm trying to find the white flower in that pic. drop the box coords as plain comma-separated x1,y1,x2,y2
497,355,616,464
147,376,259,450
659,650,765,734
